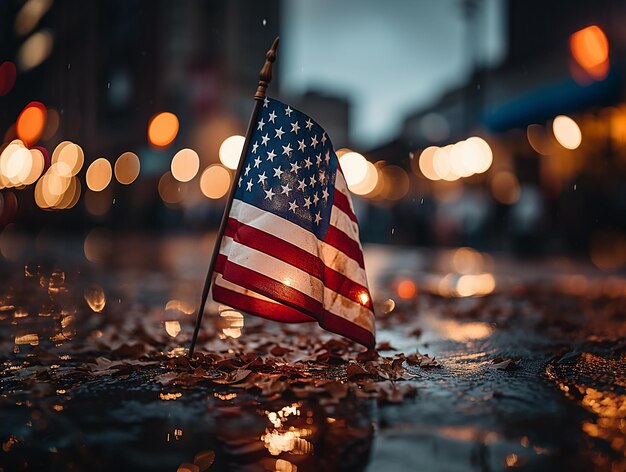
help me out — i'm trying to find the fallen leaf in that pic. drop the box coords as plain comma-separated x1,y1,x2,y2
212,369,252,385
346,362,371,379
270,345,292,356
491,357,519,370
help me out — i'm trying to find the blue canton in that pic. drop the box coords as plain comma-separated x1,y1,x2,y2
234,97,338,239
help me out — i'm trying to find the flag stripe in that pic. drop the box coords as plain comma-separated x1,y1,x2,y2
216,255,375,347
213,283,315,323
333,189,358,223
215,258,315,322
218,238,374,332
324,225,365,268
330,204,359,239
230,199,366,271
224,217,372,309
334,171,356,213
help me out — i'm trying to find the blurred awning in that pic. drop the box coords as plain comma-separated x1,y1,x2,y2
484,68,623,132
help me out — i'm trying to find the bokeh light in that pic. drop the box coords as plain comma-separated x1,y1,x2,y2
527,124,554,155
219,135,245,170
570,25,609,80
16,102,47,145
165,320,181,338
148,112,179,147
83,228,112,263
464,137,493,174
34,154,81,210
339,152,368,189
114,151,140,185
51,141,84,176
452,247,484,274
490,171,520,205
397,279,417,299
199,164,231,199
0,61,17,96
379,165,410,200
349,160,379,196
422,138,493,181
417,146,441,180
2,146,32,185
84,188,112,217
589,230,626,272
86,158,113,192
23,148,45,185
171,148,200,182
84,284,106,313
0,140,28,187
158,171,186,205
0,221,25,259
456,273,496,297
16,29,54,71
433,145,459,181
34,165,80,211
552,115,582,150
14,0,53,37
449,141,474,178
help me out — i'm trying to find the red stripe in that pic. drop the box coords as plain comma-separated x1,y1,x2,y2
213,284,314,323
215,258,375,347
333,190,357,223
324,226,365,268
318,310,375,349
223,259,322,313
224,218,372,309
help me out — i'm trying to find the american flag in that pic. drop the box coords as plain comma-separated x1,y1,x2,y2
212,97,375,348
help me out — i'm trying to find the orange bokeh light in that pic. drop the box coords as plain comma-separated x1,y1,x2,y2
148,112,179,147
397,279,417,299
570,25,609,80
16,101,47,145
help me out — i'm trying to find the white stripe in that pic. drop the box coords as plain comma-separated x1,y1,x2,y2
334,172,355,213
223,237,326,299
219,236,374,333
214,273,275,302
229,199,368,286
330,205,359,239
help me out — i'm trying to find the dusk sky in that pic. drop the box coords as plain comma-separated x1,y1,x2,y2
281,0,506,147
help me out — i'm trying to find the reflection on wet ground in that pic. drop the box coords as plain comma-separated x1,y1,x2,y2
1,232,626,471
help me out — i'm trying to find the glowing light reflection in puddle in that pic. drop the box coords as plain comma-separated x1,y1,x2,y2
261,402,314,456
421,316,493,343
218,306,244,339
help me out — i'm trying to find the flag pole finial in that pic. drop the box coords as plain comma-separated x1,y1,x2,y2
255,36,279,100
188,37,280,358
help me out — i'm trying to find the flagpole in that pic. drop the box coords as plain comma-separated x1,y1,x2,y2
189,37,280,358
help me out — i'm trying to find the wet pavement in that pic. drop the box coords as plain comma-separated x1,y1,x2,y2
1,231,625,472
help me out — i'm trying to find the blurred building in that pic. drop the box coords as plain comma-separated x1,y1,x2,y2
360,0,626,258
